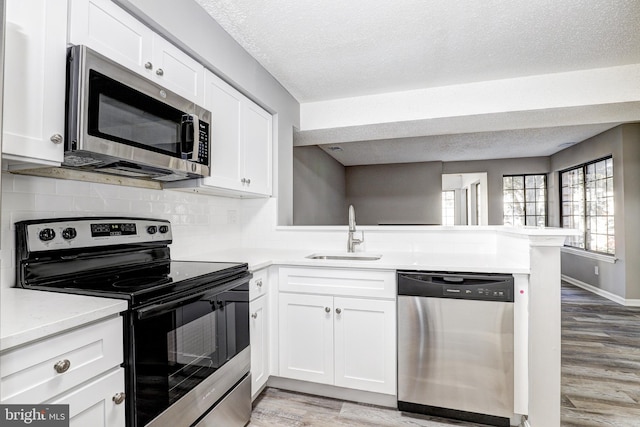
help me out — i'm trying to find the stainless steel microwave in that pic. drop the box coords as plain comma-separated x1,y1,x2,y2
64,45,210,181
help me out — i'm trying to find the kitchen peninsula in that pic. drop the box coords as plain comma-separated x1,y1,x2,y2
188,223,575,427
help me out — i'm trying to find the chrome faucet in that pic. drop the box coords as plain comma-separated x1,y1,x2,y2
347,204,364,252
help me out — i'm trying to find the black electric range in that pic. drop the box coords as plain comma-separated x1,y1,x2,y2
15,217,252,427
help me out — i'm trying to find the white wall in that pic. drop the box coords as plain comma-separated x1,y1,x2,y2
0,173,245,288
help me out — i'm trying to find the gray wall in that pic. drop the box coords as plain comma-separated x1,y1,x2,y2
443,157,550,225
116,0,300,225
550,124,640,300
345,162,443,225
293,146,347,225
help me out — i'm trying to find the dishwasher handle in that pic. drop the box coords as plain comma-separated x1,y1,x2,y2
397,271,514,302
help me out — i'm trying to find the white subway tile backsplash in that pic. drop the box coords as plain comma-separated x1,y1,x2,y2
35,194,75,212
3,192,36,212
1,173,247,289
12,175,55,195
57,180,91,197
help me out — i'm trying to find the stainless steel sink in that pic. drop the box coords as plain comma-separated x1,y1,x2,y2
306,253,382,261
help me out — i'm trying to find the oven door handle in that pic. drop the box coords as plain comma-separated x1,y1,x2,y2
135,276,249,320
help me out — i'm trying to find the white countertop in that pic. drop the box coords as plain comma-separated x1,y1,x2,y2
185,248,531,274
0,288,128,351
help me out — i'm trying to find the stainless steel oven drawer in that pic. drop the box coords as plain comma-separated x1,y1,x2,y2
194,374,252,427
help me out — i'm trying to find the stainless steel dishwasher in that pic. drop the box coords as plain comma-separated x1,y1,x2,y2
397,271,514,427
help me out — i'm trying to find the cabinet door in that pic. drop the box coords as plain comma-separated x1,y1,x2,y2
2,0,67,165
68,0,153,75
152,34,204,105
249,295,268,399
333,297,396,394
241,99,272,196
48,368,126,427
278,293,334,385
202,71,243,191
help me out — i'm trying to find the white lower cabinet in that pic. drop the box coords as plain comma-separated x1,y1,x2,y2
278,267,396,395
278,293,334,385
249,268,270,399
48,368,125,427
333,297,396,394
0,316,125,427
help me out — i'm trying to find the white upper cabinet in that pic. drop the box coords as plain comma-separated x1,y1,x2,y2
68,0,204,104
197,70,272,197
2,0,68,166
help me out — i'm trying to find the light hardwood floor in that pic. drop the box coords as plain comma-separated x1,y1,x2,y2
249,282,640,426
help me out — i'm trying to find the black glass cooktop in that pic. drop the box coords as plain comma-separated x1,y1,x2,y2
24,261,248,307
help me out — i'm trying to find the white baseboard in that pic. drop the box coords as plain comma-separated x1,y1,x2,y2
562,275,640,307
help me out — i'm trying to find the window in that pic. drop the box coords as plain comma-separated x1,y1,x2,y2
503,174,547,227
442,191,455,226
561,157,614,254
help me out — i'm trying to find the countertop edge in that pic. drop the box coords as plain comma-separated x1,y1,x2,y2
1,289,128,352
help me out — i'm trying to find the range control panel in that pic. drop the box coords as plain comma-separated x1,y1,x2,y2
18,217,172,252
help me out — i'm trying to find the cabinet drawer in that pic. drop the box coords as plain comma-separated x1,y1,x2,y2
250,268,269,301
48,367,125,427
0,316,123,404
279,267,396,298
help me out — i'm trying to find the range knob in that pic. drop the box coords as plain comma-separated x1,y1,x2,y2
159,225,169,234
147,226,158,234
39,228,56,242
62,227,77,240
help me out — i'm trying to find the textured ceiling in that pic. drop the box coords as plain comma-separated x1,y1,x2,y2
194,0,640,164
195,0,640,102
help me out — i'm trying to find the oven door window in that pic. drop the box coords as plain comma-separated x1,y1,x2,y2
87,70,193,158
133,288,249,426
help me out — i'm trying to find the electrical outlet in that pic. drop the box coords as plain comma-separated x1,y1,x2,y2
594,266,599,275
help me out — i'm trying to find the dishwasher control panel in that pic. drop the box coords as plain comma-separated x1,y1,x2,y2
397,271,514,302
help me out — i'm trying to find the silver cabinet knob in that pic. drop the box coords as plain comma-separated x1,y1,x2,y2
251,312,258,319
112,392,126,405
144,62,153,70
156,68,164,76
50,134,63,144
335,308,342,314
241,178,246,184
54,359,71,373
325,307,331,313
256,279,263,287
246,178,251,185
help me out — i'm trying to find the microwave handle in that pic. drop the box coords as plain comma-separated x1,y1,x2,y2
180,114,198,161
192,114,200,161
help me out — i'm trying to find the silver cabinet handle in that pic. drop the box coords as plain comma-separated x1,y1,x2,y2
256,279,263,287
335,308,342,314
246,178,251,185
50,134,63,144
144,62,153,70
325,307,331,313
251,312,258,319
112,392,126,405
241,178,246,184
156,68,164,76
54,359,71,373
